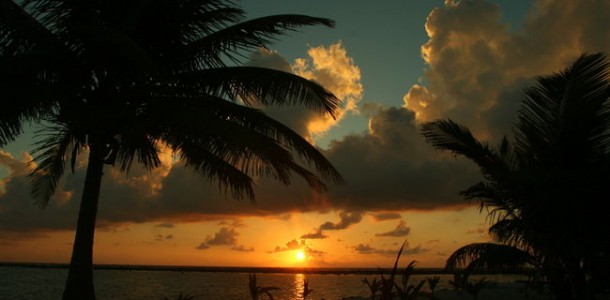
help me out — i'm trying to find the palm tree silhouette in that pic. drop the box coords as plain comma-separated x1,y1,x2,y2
1,1,343,299
421,53,610,300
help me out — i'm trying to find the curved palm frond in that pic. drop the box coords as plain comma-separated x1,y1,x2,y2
487,218,529,250
421,119,509,179
183,14,335,67
176,138,256,201
445,243,538,273
137,85,342,184
28,124,83,206
114,133,162,173
152,95,340,200
460,181,519,224
179,66,341,117
515,53,610,164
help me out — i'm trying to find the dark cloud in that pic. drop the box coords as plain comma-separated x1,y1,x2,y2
195,227,253,252
371,212,402,222
376,220,411,237
353,242,427,256
319,211,363,230
323,107,480,211
301,211,364,240
300,229,327,239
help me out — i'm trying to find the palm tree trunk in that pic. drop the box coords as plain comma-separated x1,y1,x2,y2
62,141,106,300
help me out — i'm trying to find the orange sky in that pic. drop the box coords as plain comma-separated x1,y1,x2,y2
0,208,490,268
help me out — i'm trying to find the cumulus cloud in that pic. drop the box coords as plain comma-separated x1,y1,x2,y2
321,106,479,211
248,42,363,141
405,0,610,141
376,220,411,237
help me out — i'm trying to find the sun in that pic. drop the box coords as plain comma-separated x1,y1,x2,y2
295,250,306,261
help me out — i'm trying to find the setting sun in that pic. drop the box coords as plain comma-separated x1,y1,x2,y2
295,250,306,262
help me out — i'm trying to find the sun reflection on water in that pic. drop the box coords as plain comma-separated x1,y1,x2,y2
293,273,305,299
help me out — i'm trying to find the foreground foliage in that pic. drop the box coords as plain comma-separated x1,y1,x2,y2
422,53,610,300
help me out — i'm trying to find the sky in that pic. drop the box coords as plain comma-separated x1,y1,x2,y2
1,0,610,268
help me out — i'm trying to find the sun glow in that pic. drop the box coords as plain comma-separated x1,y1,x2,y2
295,250,306,262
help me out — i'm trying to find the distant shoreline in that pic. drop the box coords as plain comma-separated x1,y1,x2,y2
0,262,533,275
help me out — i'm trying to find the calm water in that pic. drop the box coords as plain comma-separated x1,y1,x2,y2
0,266,529,300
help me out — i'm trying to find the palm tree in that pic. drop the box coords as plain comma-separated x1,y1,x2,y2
421,53,610,300
1,1,344,299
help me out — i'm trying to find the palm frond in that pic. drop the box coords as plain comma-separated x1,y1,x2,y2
0,0,61,56
148,91,343,185
115,134,162,173
421,119,509,179
515,53,610,164
177,138,256,201
445,243,537,273
28,125,82,206
487,218,528,247
460,181,518,222
183,14,334,67
179,66,340,117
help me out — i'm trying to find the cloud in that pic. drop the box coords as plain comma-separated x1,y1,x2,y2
405,0,610,140
353,242,427,256
0,105,480,238
319,211,363,230
270,239,322,255
272,239,303,252
322,106,480,211
248,42,363,141
300,229,327,239
294,42,363,106
376,220,411,237
203,227,238,246
371,212,402,221
195,227,253,252
301,211,363,239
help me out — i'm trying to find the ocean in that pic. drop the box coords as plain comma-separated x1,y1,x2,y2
0,265,530,300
